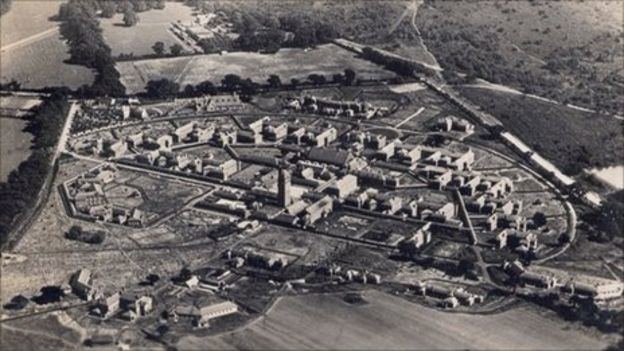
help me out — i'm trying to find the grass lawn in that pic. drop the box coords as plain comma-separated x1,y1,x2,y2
458,86,624,175
0,0,62,46
1,32,95,89
116,44,396,93
100,2,194,56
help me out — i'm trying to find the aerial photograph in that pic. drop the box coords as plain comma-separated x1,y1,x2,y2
0,0,623,350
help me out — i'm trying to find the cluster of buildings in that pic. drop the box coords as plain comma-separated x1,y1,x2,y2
172,12,236,43
111,120,217,158
91,291,154,321
71,97,156,134
435,116,475,134
136,148,241,181
62,165,145,227
287,95,389,119
413,281,485,308
223,247,290,271
69,268,154,321
179,116,531,249
503,261,624,301
74,94,244,159
189,93,244,112
319,264,382,285
172,297,238,328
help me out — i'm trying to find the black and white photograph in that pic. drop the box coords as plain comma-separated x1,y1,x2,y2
0,0,623,350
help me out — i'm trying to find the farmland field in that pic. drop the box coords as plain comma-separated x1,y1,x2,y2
178,290,610,350
116,44,396,93
100,2,194,56
0,118,32,182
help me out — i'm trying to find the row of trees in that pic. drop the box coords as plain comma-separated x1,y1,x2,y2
0,92,69,248
66,225,106,244
58,0,126,97
98,0,165,26
144,69,359,99
230,11,339,53
151,41,184,56
361,47,433,77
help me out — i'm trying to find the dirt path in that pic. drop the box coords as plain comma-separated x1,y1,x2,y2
0,27,59,52
387,1,417,35
411,0,441,70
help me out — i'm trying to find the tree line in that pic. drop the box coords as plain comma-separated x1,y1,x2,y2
232,12,339,53
0,92,70,248
94,0,165,26
361,47,436,77
57,0,126,97
142,69,360,99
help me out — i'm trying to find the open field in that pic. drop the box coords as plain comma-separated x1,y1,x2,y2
0,1,63,46
116,44,396,93
457,86,624,175
1,312,84,350
0,31,95,90
0,118,32,182
178,290,610,350
0,0,95,89
100,2,194,56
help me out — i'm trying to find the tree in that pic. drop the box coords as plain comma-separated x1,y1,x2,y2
197,38,218,54
117,0,133,13
152,41,165,55
123,8,139,27
344,68,356,85
558,232,571,244
145,79,180,98
183,84,196,97
67,225,83,240
195,80,216,95
398,239,418,258
290,78,300,87
239,78,258,95
131,0,148,12
100,1,117,18
222,74,242,90
178,267,192,281
146,273,160,285
4,295,28,310
307,74,326,85
86,230,106,244
332,73,345,84
457,257,476,275
267,74,282,88
532,212,547,228
153,0,166,10
170,43,183,56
